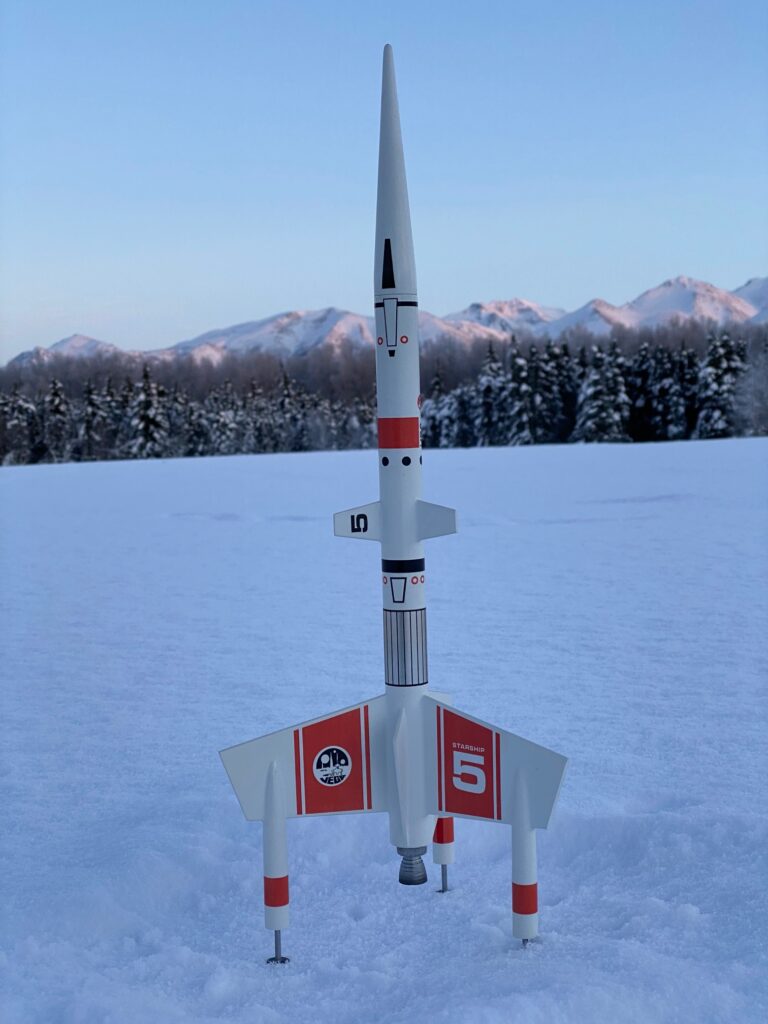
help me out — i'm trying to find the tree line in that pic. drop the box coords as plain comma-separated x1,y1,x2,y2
1,328,766,466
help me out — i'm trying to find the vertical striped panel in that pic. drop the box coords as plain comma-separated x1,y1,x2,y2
383,608,428,686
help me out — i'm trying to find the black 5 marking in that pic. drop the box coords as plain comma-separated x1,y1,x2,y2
351,513,369,534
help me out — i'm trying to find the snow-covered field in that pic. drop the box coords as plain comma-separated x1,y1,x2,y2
2,440,767,1024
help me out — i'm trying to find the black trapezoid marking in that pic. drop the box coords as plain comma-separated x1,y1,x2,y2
382,238,396,289
390,576,407,604
397,301,418,307
382,558,425,573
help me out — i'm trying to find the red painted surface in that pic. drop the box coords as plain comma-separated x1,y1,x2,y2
293,729,303,815
377,417,420,449
264,875,289,907
494,731,502,820
436,707,443,811
363,704,372,810
512,882,538,915
440,708,496,819
433,816,454,844
301,709,365,814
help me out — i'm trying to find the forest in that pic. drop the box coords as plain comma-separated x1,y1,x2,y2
1,322,766,466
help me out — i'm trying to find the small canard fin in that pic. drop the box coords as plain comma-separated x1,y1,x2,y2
334,501,381,541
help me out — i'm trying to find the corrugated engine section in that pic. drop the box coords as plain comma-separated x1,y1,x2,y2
383,608,428,686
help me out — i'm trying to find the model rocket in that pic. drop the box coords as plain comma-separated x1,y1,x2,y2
220,44,567,964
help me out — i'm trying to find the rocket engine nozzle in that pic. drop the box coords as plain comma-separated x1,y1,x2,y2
397,846,428,885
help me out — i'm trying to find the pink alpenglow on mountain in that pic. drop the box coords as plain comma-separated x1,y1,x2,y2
6,276,766,368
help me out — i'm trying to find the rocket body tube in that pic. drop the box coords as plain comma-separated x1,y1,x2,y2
374,46,433,859
374,45,428,691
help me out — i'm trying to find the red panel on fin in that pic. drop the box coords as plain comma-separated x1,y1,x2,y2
301,709,365,814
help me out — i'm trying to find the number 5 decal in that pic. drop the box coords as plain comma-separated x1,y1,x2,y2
452,751,486,794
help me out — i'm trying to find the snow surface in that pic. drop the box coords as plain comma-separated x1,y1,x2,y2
2,440,767,1023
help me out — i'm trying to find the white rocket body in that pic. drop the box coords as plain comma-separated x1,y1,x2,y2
220,45,567,950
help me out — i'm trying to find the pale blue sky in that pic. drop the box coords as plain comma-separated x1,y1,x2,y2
1,0,766,361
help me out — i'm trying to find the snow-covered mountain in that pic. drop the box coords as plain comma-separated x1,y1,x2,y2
622,276,756,330
732,276,768,312
167,309,376,363
10,334,123,367
7,276,766,367
445,298,566,336
543,298,631,337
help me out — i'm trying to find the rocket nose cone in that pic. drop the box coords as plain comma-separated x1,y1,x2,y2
381,43,396,100
374,42,417,298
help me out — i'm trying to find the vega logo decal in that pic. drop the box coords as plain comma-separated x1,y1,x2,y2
313,746,352,786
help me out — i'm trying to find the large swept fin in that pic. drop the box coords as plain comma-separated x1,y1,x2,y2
220,697,386,820
428,698,567,830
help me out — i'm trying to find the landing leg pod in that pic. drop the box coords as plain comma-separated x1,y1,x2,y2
512,770,538,946
263,762,290,964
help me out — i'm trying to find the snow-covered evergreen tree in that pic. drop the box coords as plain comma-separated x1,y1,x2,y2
735,335,768,436
507,343,533,445
76,380,108,460
181,400,211,456
676,343,700,439
277,372,310,452
353,393,377,449
626,341,655,442
1,385,40,465
473,345,512,445
529,342,562,444
99,378,121,457
573,346,630,442
164,385,190,458
440,385,477,448
555,343,579,442
241,381,273,453
206,381,242,455
123,365,170,458
420,366,446,449
648,346,686,440
694,332,746,439
43,378,72,462
576,345,589,383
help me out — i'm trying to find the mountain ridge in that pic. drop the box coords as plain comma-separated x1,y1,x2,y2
8,275,766,368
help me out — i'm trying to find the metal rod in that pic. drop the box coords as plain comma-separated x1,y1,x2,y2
440,864,448,893
266,929,290,964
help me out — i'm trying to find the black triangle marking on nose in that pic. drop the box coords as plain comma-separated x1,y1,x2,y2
382,238,396,289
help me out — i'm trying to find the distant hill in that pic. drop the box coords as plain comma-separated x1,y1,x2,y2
8,275,766,368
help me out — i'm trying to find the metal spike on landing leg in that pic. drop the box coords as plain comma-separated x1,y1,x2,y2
266,929,289,964
432,817,454,892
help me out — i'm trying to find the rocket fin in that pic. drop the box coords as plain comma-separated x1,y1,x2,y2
334,501,381,541
427,698,567,830
220,696,387,820
416,500,457,540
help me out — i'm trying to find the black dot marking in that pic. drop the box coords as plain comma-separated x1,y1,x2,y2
402,456,411,466
419,455,422,464
382,457,389,466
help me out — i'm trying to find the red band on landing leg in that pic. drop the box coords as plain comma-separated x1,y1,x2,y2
512,882,538,915
433,817,455,844
264,875,289,907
